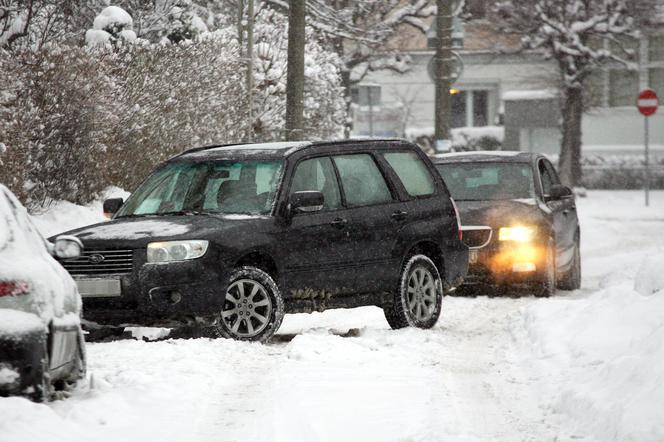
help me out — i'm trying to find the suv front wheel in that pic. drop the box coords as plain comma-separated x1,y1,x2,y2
384,255,444,330
216,267,284,342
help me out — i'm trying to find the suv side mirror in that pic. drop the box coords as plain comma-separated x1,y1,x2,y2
53,235,83,259
547,184,573,201
103,198,124,219
289,191,324,213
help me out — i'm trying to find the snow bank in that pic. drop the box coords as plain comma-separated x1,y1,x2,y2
634,254,664,296
31,187,128,238
515,190,664,442
521,286,664,441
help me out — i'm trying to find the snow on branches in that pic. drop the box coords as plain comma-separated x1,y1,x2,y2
496,0,652,88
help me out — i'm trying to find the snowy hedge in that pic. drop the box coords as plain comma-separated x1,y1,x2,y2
0,6,345,210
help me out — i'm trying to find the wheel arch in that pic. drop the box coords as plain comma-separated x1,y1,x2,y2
403,241,445,279
234,250,279,280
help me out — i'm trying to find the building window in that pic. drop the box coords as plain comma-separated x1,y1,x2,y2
473,90,488,126
609,69,639,107
451,91,466,128
450,90,490,128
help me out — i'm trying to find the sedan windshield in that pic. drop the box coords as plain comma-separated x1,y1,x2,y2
117,160,284,217
436,162,535,201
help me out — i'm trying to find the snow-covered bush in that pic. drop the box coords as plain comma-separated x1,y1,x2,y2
0,45,116,209
103,31,247,190
579,155,664,189
85,5,137,47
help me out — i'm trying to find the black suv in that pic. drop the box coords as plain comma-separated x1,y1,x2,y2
434,151,581,296
56,140,468,341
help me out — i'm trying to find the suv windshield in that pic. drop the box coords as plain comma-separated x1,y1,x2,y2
436,162,535,201
117,160,284,217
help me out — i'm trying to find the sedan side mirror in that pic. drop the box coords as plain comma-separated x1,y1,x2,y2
103,198,124,219
53,235,83,259
289,191,324,214
547,184,573,201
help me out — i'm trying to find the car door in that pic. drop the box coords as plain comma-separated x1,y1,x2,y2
538,159,577,267
331,152,399,294
279,156,357,299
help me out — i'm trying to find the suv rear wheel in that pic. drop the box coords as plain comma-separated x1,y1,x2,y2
384,255,444,330
216,267,284,342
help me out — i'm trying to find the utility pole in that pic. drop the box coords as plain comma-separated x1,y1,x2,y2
246,0,255,142
434,0,453,150
285,0,306,141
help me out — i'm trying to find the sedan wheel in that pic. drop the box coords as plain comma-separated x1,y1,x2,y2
217,267,284,342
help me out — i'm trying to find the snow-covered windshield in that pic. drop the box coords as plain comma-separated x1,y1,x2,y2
117,160,284,217
436,162,535,201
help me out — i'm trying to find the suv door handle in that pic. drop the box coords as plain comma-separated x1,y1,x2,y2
391,210,408,221
330,218,348,229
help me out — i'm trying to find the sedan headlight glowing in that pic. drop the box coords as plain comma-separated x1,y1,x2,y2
147,240,209,263
498,226,537,242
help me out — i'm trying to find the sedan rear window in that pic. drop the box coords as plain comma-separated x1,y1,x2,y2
436,162,535,201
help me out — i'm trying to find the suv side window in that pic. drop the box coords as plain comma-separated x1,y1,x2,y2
383,151,435,197
538,160,554,196
290,156,341,210
333,154,393,207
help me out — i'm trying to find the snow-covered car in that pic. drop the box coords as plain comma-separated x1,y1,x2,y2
0,185,86,401
434,152,581,296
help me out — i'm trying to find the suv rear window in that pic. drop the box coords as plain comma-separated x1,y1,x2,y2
333,154,392,207
383,151,435,197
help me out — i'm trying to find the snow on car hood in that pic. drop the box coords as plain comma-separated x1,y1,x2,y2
72,219,192,240
58,214,267,248
0,186,81,324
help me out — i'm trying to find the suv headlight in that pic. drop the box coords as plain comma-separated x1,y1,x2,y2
498,226,537,242
147,240,209,263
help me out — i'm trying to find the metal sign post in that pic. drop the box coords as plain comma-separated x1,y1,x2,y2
637,89,659,207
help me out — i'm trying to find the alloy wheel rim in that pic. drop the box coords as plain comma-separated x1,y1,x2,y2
406,267,437,322
222,279,272,337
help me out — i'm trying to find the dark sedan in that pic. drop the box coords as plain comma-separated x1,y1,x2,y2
434,151,581,296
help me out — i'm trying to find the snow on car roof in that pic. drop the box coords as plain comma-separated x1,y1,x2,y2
433,151,534,163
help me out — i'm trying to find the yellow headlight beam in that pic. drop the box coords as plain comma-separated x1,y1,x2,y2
498,226,537,242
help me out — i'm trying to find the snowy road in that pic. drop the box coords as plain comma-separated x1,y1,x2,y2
1,191,663,442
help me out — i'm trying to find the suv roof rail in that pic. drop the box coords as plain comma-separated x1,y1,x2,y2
172,142,251,159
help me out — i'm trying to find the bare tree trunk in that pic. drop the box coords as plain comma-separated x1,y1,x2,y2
285,0,305,141
341,69,353,138
434,0,452,144
559,87,583,187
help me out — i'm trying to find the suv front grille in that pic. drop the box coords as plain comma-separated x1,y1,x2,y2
461,227,492,249
61,249,134,276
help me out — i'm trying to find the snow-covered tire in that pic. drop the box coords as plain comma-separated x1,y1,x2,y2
216,266,284,343
557,239,581,291
383,255,444,330
534,239,556,298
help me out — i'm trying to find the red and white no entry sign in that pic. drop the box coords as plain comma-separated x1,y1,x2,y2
637,89,659,117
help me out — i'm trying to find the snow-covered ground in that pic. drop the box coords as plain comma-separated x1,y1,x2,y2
1,190,663,442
